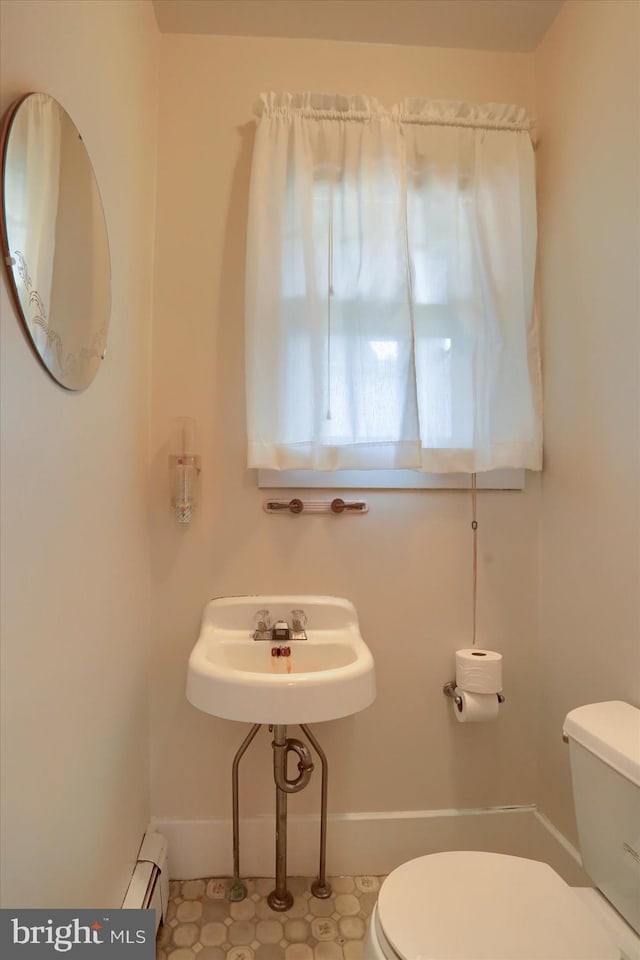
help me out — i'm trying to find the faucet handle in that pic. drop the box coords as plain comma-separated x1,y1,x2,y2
291,609,307,633
291,610,307,640
255,609,271,632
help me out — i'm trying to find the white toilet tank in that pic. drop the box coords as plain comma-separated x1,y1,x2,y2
564,701,640,935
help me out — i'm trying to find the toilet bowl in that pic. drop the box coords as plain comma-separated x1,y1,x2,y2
366,701,640,960
364,850,623,959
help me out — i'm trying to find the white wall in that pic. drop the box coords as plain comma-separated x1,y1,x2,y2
535,0,640,841
0,0,159,907
150,34,541,841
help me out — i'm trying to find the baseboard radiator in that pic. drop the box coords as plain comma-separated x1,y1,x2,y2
122,830,169,932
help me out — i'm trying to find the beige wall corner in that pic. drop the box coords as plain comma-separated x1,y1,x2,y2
0,0,159,907
535,0,640,841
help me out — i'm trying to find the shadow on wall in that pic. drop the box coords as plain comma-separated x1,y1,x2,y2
149,121,255,587
213,119,255,496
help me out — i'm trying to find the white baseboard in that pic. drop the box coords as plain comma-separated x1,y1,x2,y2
153,805,544,879
533,809,582,865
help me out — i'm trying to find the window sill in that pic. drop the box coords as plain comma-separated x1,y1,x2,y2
257,469,525,490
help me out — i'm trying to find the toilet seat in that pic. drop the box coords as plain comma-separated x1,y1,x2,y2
376,851,619,960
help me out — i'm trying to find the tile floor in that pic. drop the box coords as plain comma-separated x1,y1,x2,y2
157,875,383,960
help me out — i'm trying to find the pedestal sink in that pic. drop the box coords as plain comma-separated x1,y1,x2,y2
186,595,376,910
186,595,376,724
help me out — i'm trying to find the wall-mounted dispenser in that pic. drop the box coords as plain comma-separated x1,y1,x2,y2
169,417,200,523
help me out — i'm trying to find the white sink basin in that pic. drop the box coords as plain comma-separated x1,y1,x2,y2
186,596,376,724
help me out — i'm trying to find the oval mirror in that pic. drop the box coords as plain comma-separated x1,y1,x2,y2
0,93,111,390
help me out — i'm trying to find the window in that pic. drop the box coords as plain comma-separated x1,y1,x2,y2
245,93,542,480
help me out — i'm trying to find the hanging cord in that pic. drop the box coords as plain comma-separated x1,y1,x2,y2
471,472,478,647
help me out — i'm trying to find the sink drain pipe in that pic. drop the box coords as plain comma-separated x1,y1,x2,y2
229,722,332,909
268,725,314,911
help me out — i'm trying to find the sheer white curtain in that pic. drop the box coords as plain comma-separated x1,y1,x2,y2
245,92,542,472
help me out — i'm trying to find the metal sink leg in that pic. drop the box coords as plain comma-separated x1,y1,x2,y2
301,724,332,899
229,722,261,901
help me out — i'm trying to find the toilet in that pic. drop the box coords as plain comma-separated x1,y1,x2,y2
365,701,640,960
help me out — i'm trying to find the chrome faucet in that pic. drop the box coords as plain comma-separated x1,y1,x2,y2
272,619,291,642
252,609,308,641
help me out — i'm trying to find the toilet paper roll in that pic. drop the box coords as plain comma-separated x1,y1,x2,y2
456,648,502,694
453,688,500,723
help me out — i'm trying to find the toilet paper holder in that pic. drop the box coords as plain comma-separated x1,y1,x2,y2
443,681,505,709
